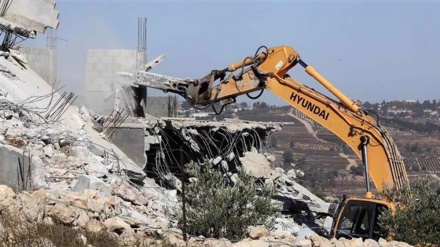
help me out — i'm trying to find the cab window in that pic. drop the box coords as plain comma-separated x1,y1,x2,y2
338,205,371,237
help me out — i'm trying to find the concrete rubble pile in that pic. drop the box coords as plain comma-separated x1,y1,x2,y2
0,50,178,245
0,50,413,246
143,118,336,235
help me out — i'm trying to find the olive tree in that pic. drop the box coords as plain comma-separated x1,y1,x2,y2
378,178,440,245
182,162,278,239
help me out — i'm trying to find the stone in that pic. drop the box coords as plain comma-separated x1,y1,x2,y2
227,152,235,161
120,228,138,246
330,238,346,247
213,156,222,165
30,156,49,189
292,238,312,247
123,169,147,182
233,239,269,247
240,150,275,179
378,238,389,247
45,204,82,225
296,170,305,178
249,226,270,240
271,229,294,240
221,160,229,172
388,241,411,247
79,234,87,246
20,188,47,222
266,154,276,162
44,144,54,157
43,216,54,225
287,169,297,179
104,217,131,233
309,234,332,247
111,178,148,205
364,239,381,247
297,228,316,238
166,231,186,247
0,185,16,212
76,210,90,227
59,138,69,148
349,237,364,247
73,175,112,197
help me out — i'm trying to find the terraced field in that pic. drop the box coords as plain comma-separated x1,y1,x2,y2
238,108,440,198
271,125,340,151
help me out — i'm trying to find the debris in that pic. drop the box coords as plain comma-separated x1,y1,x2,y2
73,175,112,196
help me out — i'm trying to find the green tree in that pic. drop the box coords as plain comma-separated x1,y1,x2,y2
379,178,440,245
183,162,277,239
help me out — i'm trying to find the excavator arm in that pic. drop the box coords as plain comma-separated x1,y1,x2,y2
134,45,408,193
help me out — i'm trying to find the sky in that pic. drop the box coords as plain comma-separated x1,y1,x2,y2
26,0,440,106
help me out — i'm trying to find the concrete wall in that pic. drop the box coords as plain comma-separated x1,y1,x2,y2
19,46,57,85
108,118,146,168
84,50,145,115
0,145,32,192
146,96,177,118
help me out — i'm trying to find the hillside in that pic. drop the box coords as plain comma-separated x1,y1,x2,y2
233,105,440,198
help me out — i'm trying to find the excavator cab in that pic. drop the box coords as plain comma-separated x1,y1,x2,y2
332,197,391,240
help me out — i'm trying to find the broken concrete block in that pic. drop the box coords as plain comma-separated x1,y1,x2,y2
111,178,149,205
88,143,105,157
221,160,229,172
266,154,276,162
73,175,111,197
123,169,147,182
240,151,275,179
213,156,222,165
227,152,235,161
44,144,54,157
287,169,297,179
59,138,69,148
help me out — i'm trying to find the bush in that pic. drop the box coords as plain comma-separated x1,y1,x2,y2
378,178,440,246
183,162,278,239
349,165,364,176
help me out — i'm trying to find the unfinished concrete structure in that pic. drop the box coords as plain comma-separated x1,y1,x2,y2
84,49,145,115
19,46,57,85
84,18,149,116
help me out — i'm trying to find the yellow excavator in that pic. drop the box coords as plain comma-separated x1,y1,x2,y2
131,45,409,240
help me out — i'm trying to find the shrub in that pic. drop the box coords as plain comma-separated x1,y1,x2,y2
349,165,364,176
378,178,440,246
183,162,278,239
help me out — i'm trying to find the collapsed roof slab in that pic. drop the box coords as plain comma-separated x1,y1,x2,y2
141,117,332,215
0,0,59,38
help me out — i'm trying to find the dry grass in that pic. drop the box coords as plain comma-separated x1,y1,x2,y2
0,216,120,247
